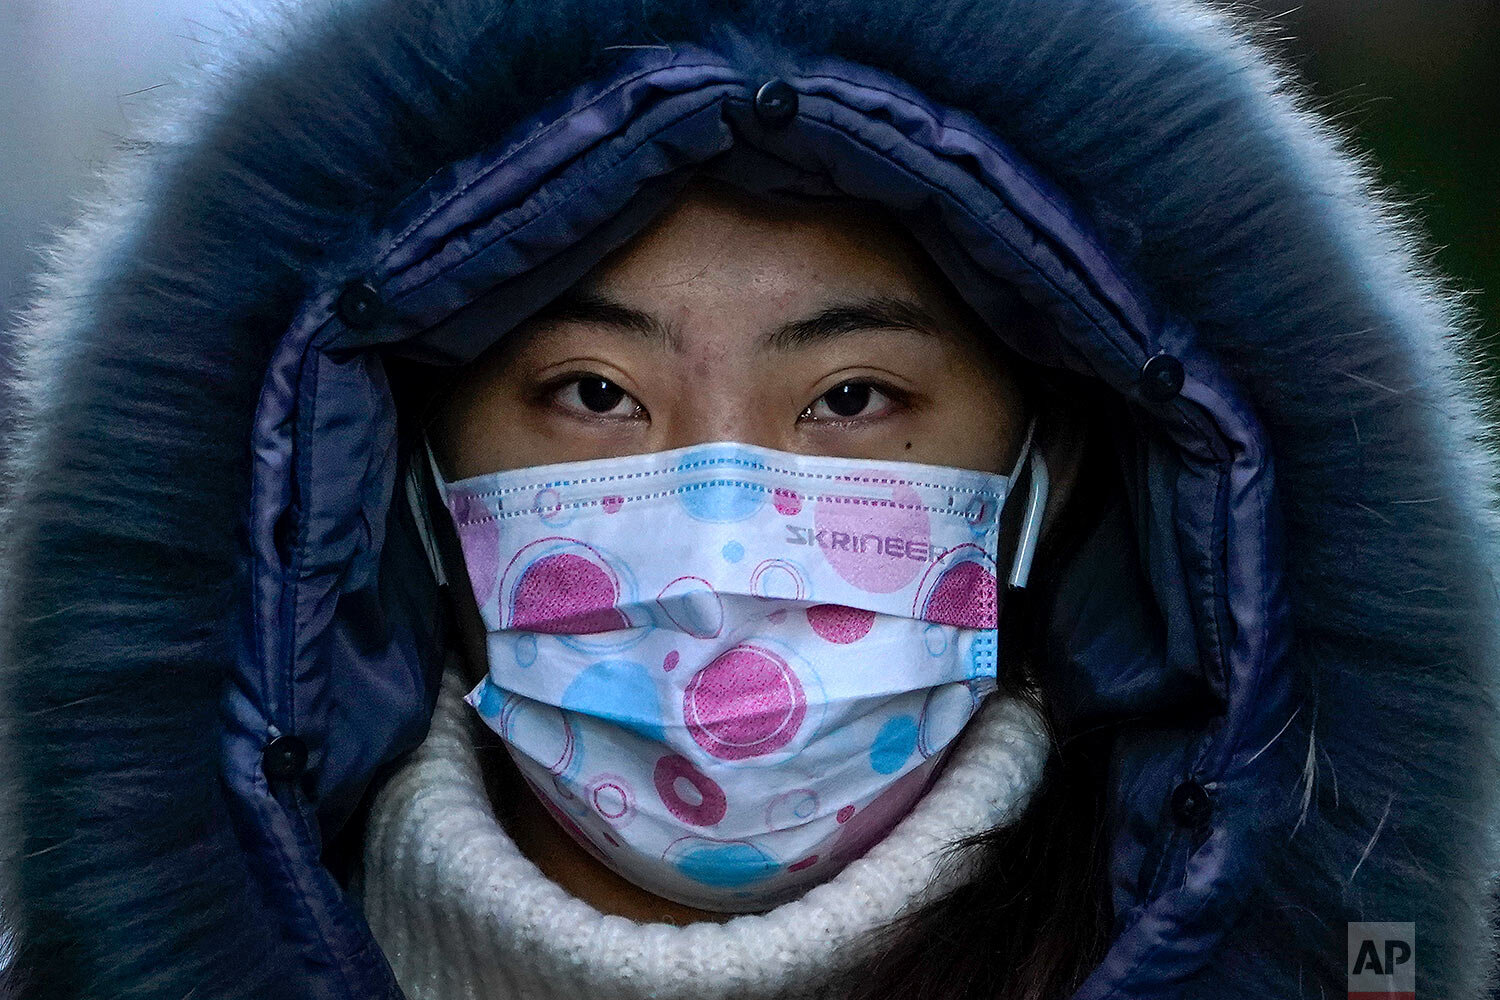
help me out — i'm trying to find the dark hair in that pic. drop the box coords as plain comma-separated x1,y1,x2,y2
822,374,1120,1000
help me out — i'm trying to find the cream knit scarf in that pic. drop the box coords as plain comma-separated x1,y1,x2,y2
356,663,1050,1000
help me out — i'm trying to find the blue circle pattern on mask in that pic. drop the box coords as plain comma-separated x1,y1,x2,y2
721,540,745,562
477,678,504,717
560,659,665,743
677,451,766,523
532,487,576,527
673,840,781,887
964,496,992,538
513,634,538,668
870,715,919,774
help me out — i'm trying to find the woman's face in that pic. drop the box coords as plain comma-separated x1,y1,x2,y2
429,178,1031,479
425,178,1077,923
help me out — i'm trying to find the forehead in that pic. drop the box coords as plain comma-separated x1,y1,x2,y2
578,177,953,306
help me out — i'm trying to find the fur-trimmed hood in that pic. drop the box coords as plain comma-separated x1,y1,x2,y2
2,1,1498,998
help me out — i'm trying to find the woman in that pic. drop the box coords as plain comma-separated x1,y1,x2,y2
359,173,1101,994
1,2,1497,999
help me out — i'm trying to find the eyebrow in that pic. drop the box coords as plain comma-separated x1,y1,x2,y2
527,289,681,349
527,289,945,352
767,296,945,350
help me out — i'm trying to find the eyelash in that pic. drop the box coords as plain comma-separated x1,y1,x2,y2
541,373,647,422
540,374,910,425
798,380,908,424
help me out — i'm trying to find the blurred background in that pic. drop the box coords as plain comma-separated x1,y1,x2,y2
2,1,246,329
1,0,1497,363
1243,0,1499,343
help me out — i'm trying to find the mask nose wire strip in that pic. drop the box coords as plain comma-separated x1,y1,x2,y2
408,426,1045,592
1006,417,1048,591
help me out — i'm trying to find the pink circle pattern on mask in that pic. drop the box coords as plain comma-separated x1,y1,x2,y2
527,774,620,864
656,575,726,638
653,754,728,826
813,477,930,593
749,559,807,600
448,490,501,608
806,603,876,643
586,773,636,824
922,560,999,629
509,551,630,634
828,751,946,868
683,644,807,760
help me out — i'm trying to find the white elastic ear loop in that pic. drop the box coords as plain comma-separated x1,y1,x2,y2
1005,415,1038,482
404,431,451,587
1006,419,1049,591
422,431,451,507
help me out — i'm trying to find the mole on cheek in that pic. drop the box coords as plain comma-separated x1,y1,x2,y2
905,441,912,450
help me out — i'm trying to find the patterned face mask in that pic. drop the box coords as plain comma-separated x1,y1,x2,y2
417,424,1048,912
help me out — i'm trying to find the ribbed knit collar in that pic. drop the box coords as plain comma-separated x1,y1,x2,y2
356,663,1050,1000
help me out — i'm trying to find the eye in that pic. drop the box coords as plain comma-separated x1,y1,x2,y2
550,376,645,420
801,381,900,422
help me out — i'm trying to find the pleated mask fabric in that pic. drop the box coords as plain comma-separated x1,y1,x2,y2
422,428,1047,912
